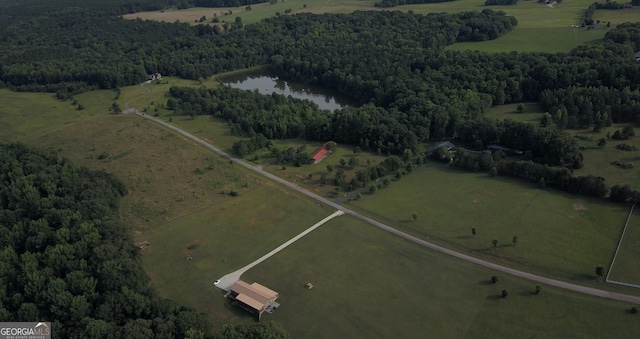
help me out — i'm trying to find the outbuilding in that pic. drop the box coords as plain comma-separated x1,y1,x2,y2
226,280,279,321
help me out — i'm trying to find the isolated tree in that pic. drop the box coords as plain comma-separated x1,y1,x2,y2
598,138,607,147
512,235,519,245
516,103,525,113
369,184,377,194
491,275,498,284
326,164,333,173
535,285,541,295
472,228,476,236
353,146,361,155
596,266,606,280
339,158,346,167
501,289,509,298
110,102,121,113
492,239,498,248
412,212,418,221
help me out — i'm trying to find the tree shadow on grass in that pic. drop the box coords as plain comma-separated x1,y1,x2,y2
486,294,503,301
457,235,473,239
478,280,495,286
571,273,596,281
518,290,538,297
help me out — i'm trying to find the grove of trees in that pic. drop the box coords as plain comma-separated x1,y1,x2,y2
0,143,213,337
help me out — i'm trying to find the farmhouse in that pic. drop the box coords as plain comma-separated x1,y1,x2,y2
146,72,162,81
226,280,279,321
310,143,330,164
426,141,456,155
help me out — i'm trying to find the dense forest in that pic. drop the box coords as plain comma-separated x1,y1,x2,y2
0,143,213,337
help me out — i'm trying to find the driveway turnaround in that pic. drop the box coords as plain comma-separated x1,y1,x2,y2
136,111,640,305
214,210,344,291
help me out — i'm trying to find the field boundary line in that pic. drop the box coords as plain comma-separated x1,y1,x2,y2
606,203,636,283
607,280,640,289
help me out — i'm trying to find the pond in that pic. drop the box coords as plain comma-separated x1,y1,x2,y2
218,69,355,111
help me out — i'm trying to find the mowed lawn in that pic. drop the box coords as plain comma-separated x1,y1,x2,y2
141,187,333,328
441,0,611,53
349,163,630,282
608,205,640,286
244,215,640,338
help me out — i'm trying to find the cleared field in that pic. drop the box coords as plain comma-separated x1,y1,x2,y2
124,0,379,25
595,8,640,27
124,0,630,53
608,205,640,286
485,104,640,191
141,185,332,328
571,126,640,191
0,89,95,142
443,0,611,53
349,164,629,281
244,215,640,338
484,102,545,122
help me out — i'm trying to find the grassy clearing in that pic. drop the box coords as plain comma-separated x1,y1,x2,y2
244,215,640,338
484,102,545,122
26,112,257,234
485,104,640,191
124,0,619,53
442,0,611,53
570,126,640,190
608,205,640,286
141,189,333,328
123,0,379,25
349,163,630,282
0,89,95,142
595,8,640,27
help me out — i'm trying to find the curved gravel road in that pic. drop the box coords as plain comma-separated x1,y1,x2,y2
134,111,640,305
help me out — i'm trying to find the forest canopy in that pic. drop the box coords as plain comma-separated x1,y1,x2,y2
0,143,213,338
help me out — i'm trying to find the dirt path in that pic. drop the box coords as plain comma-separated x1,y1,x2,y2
123,81,151,113
131,89,640,305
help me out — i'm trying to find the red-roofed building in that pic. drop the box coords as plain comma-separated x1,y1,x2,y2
310,143,330,164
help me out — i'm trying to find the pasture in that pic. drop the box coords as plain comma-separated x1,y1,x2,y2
571,126,640,191
121,0,636,53
4,83,640,336
485,103,640,191
141,184,332,328
243,215,640,338
349,163,630,282
0,89,95,142
608,205,640,287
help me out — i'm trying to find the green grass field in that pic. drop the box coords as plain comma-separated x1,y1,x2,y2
243,215,640,338
485,103,640,191
4,73,640,336
608,205,640,286
0,89,95,142
124,0,640,53
141,184,333,328
349,163,630,282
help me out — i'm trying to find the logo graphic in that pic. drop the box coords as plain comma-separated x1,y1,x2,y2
0,322,51,339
